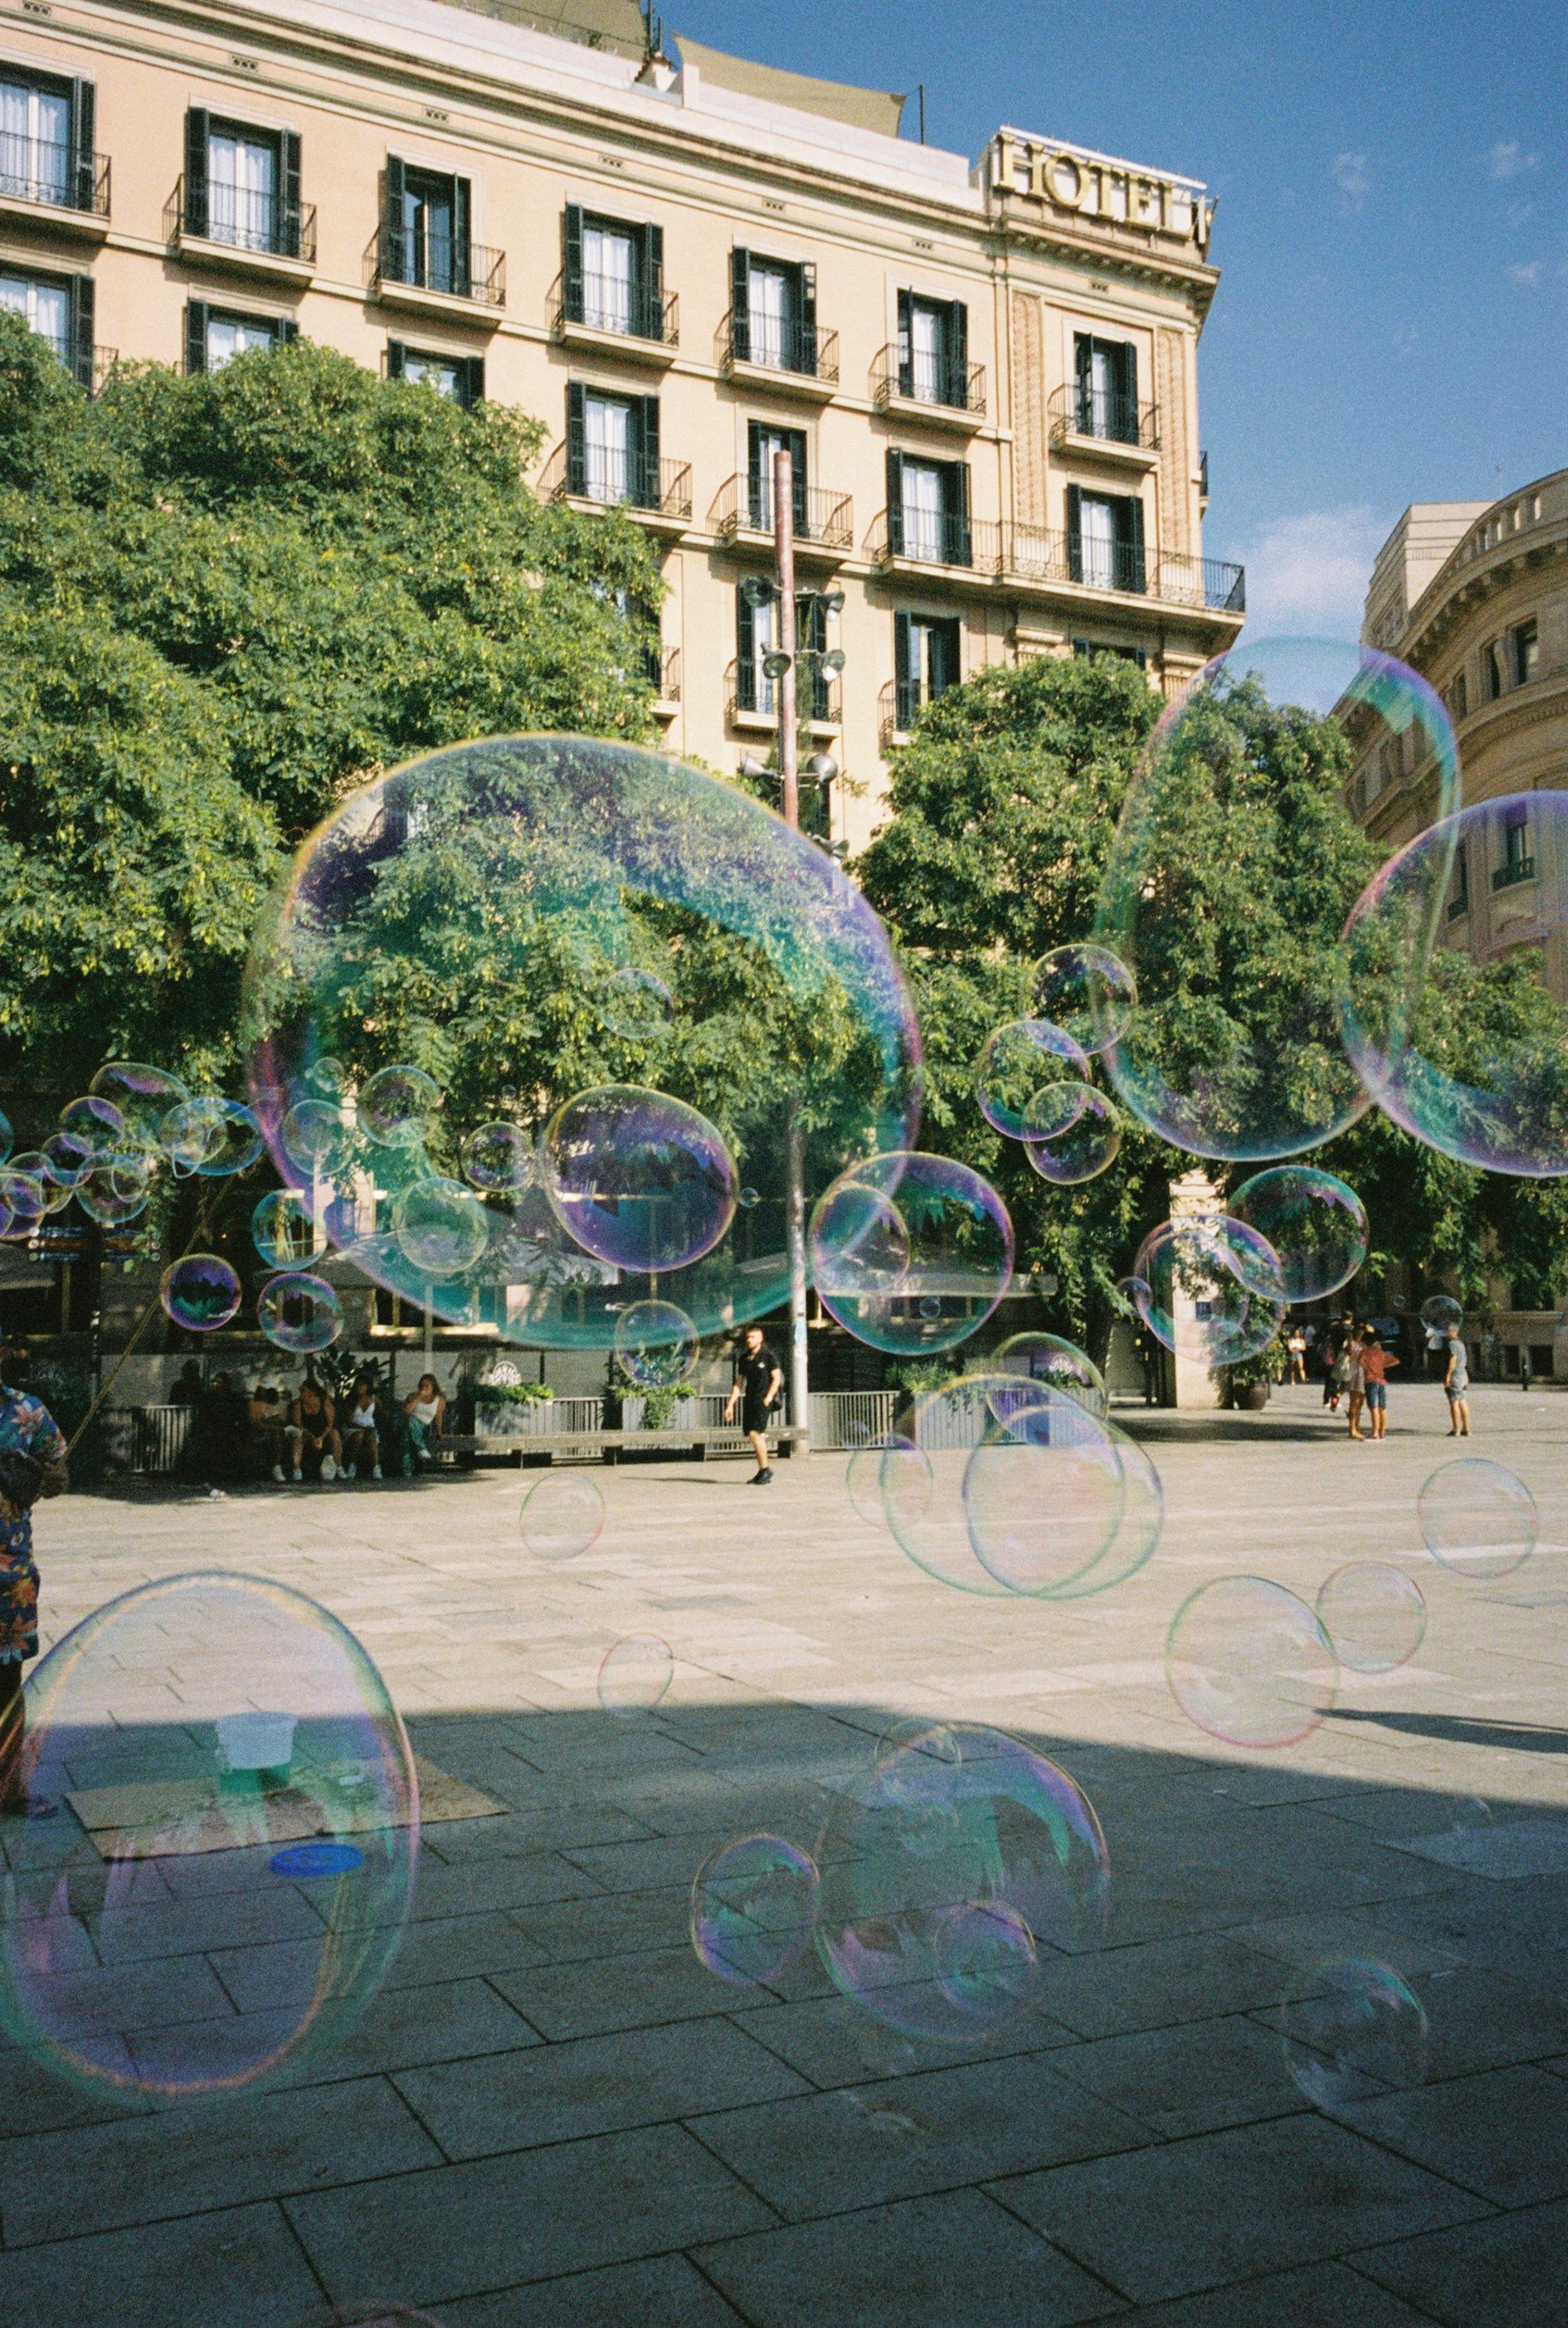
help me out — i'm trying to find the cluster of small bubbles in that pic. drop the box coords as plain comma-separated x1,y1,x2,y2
76,1150,154,1227
598,1634,674,1716
1418,1458,1537,1580
391,1178,490,1279
252,1188,324,1271
690,1834,820,1987
543,1085,737,1276
40,1130,91,1189
1022,1084,1123,1185
810,1154,1014,1355
1031,943,1138,1057
257,1272,343,1354
1165,1575,1337,1749
1126,1214,1287,1368
0,1573,416,2103
1343,791,1568,1176
599,964,675,1043
1316,1563,1427,1675
359,1066,442,1150
1420,1293,1464,1338
0,1168,47,1236
519,1471,604,1562
1281,1957,1429,2112
6,1154,67,1221
612,1299,699,1390
974,1019,1088,1140
991,1332,1107,1417
160,1254,243,1332
159,1096,265,1179
813,1724,1107,2043
460,1121,533,1194
90,1062,190,1150
1228,1167,1369,1303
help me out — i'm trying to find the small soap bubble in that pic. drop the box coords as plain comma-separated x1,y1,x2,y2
1166,1575,1336,1749
252,1189,324,1270
258,1272,343,1354
1316,1563,1426,1674
1031,942,1137,1056
599,965,674,1043
1129,1214,1286,1368
281,1099,350,1178
160,1254,243,1332
160,1098,265,1180
1420,1293,1464,1336
391,1178,490,1278
613,1299,699,1390
1418,1458,1537,1580
1282,1957,1428,2112
737,1185,760,1209
690,1834,820,1986
974,1018,1089,1140
76,1151,153,1227
990,1332,1107,1417
543,1085,737,1274
933,1899,1041,2020
460,1122,534,1194
1022,1084,1123,1185
520,1472,604,1563
598,1635,674,1716
359,1066,442,1150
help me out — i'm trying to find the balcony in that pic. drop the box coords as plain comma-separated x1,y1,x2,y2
867,508,1004,586
538,441,692,534
713,474,853,563
1493,854,1536,893
871,344,986,432
1007,525,1245,613
368,228,504,320
726,657,841,733
719,311,838,402
551,271,676,365
651,644,681,716
1048,384,1161,468
166,178,315,285
0,136,109,240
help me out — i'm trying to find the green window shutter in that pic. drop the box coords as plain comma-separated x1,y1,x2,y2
384,157,407,283
797,261,817,374
452,176,472,298
562,203,584,321
947,300,969,410
635,395,660,506
1066,482,1084,581
953,461,972,567
70,80,95,212
276,317,299,346
729,247,750,361
886,448,905,556
566,381,586,495
932,617,960,696
1124,493,1146,592
746,420,764,525
69,274,94,389
1116,339,1137,409
894,610,913,727
788,426,808,530
896,289,913,396
185,299,209,377
1074,333,1092,431
642,220,664,339
184,107,209,237
462,355,485,408
735,584,757,712
279,131,301,258
385,338,405,379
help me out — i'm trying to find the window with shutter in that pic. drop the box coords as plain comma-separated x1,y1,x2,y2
565,380,586,495
563,203,584,323
67,272,92,388
0,265,71,365
797,261,817,375
1073,335,1139,442
885,448,906,557
279,131,301,261
69,78,94,212
946,300,969,410
748,423,807,532
642,221,664,339
205,120,283,254
185,298,209,376
895,290,913,398
729,247,751,362
634,395,660,508
184,107,210,238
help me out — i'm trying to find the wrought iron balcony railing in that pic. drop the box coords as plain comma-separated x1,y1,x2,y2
728,656,840,726
167,176,316,263
713,473,854,551
867,508,1003,573
720,310,839,385
0,134,108,217
1048,382,1160,450
553,270,676,346
871,343,986,417
370,226,504,306
1493,854,1536,893
538,441,692,521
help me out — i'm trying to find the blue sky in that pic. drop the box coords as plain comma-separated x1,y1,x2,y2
672,0,1568,635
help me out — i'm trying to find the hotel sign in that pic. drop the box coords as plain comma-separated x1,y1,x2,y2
990,131,1214,256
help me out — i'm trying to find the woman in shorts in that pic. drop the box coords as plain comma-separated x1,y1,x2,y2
1359,1331,1399,1441
1444,1331,1471,1437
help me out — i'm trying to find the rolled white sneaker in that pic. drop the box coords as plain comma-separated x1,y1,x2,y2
372,1464,383,1480
292,1468,303,1483
272,1463,285,1483
320,1457,338,1483
343,1463,356,1481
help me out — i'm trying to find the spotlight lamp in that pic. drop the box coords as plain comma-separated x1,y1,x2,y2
821,588,846,615
762,651,793,681
739,576,775,610
806,753,839,786
738,752,771,781
819,648,846,676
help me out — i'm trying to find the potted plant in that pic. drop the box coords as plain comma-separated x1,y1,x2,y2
474,1361,553,1436
1216,1335,1288,1411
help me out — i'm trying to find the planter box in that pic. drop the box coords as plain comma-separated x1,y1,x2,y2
474,1401,555,1437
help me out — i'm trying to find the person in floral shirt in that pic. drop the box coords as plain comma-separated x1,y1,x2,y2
0,1381,69,1811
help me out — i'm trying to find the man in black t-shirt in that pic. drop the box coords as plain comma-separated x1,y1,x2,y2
724,1325,784,1484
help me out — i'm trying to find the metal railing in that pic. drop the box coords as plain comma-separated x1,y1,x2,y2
167,176,316,262
871,343,986,416
124,1404,193,1476
728,657,841,726
713,472,854,550
655,644,681,702
370,227,505,307
538,441,693,521
720,310,839,385
1493,854,1536,892
810,1390,899,1450
0,134,108,216
867,508,1002,573
552,270,676,346
1048,382,1160,450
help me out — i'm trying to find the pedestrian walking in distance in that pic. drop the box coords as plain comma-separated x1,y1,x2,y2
724,1325,783,1485
1444,1330,1472,1437
1359,1331,1399,1442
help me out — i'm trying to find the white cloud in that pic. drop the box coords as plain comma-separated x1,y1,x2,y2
1230,508,1389,641
1489,139,1538,179
1332,151,1370,205
1508,260,1544,286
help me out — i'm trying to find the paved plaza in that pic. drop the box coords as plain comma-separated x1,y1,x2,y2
2,1381,1567,2327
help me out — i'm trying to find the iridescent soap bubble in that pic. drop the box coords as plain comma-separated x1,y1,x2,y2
1229,1167,1369,1303
1342,791,1568,1176
1032,943,1138,1057
76,1150,153,1227
160,1254,243,1332
990,1332,1107,1418
811,1154,1013,1356
814,1724,1107,2043
613,1299,699,1390
57,1094,125,1168
1420,1294,1464,1337
1040,1426,1163,1601
1316,1563,1427,1675
281,1099,350,1178
1022,1084,1123,1185
975,1018,1088,1139
0,1169,47,1233
1418,1459,1537,1580
598,1634,674,1715
258,1272,343,1354
0,1106,10,1165
41,1130,91,1189
963,1386,1127,1595
1129,1214,1287,1369
245,738,919,1354
460,1122,533,1194
1096,639,1457,1160
600,965,674,1043
391,1178,490,1278
89,1063,190,1152
1166,1575,1337,1749
875,1717,960,1765
520,1471,604,1562
160,1097,265,1179
359,1066,442,1150
1282,1957,1429,2112
252,1188,325,1270
7,1153,69,1216
690,1834,820,1987
0,1572,417,2103
847,1433,923,1530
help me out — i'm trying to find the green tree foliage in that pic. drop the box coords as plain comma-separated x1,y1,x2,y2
0,319,660,1112
857,654,1568,1353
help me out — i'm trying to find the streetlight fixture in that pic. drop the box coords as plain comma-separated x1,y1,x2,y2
805,753,838,786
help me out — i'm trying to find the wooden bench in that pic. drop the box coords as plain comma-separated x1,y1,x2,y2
441,1425,810,1467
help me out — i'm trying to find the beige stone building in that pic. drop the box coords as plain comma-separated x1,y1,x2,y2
0,0,1243,848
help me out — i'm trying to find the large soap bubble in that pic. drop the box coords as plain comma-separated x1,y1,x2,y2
0,1573,417,2103
1418,1458,1537,1579
1096,639,1457,1160
1283,1956,1428,2112
810,1154,1013,1355
160,1253,243,1332
1166,1575,1337,1749
1032,943,1137,1057
89,1063,190,1153
1316,1562,1426,1674
690,1834,820,1987
1343,791,1568,1176
244,737,918,1350
1129,1214,1287,1368
1228,1166,1368,1303
814,1724,1107,2043
613,1298,699,1389
1420,1293,1463,1337
975,1018,1088,1139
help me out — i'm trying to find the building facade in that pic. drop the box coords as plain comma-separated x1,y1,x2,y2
0,0,1243,850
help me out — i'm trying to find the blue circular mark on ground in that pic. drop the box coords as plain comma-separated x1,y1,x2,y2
269,1841,364,1879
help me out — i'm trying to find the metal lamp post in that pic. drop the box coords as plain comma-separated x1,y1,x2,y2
773,446,811,1455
